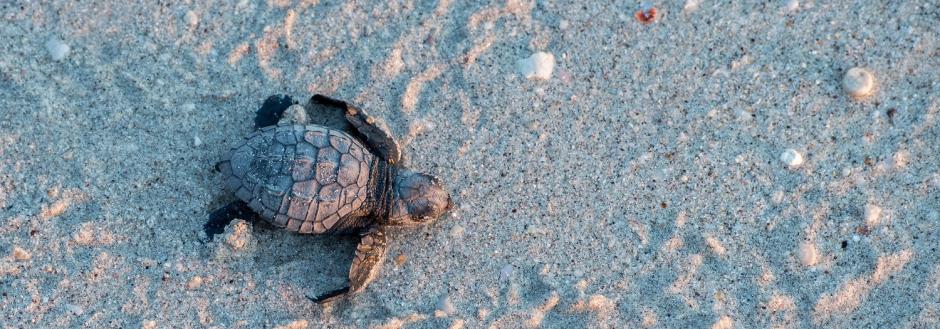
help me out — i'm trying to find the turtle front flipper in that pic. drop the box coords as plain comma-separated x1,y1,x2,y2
310,226,388,303
309,94,401,163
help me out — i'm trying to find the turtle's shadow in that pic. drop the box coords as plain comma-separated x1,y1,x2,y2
202,200,359,299
202,207,359,298
250,219,359,295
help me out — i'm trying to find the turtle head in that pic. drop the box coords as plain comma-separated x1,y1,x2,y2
387,170,452,226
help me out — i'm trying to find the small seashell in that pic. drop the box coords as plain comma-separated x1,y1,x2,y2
517,52,555,80
843,67,875,98
779,149,804,168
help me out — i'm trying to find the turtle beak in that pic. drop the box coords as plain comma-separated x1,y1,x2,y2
445,194,454,212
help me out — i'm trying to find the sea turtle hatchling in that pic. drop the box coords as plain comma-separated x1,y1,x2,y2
207,94,452,303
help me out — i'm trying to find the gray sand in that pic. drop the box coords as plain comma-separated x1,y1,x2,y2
1,1,939,328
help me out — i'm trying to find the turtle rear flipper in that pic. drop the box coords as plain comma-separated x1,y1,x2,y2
310,287,350,304
254,94,298,129
308,95,401,164
310,226,387,304
204,200,261,241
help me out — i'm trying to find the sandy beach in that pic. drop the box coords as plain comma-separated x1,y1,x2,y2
1,1,939,328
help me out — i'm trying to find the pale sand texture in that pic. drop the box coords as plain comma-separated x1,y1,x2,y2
1,1,939,328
